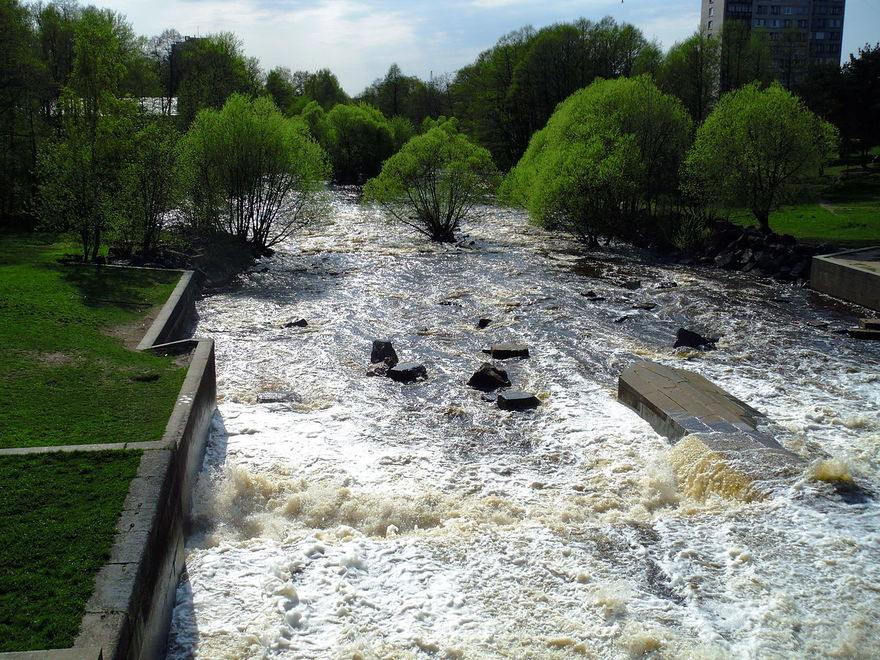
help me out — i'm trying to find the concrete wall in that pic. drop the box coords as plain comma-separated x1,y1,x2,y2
811,248,880,313
0,269,216,660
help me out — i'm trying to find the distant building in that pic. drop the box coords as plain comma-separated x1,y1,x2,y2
700,0,845,88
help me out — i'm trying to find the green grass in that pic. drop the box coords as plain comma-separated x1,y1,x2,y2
0,450,142,651
0,233,186,448
729,171,880,247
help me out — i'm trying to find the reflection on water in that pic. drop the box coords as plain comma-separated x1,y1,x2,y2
167,187,880,659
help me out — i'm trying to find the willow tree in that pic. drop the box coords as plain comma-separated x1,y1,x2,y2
181,94,330,251
684,82,837,232
363,118,497,242
501,76,692,246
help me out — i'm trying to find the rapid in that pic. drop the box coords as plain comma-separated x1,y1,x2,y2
166,187,880,659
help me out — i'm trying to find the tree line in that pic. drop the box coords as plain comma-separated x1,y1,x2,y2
1,0,877,258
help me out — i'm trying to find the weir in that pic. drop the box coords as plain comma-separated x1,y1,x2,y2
618,360,804,497
811,246,880,313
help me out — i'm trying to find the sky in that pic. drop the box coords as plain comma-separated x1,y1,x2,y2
105,0,880,95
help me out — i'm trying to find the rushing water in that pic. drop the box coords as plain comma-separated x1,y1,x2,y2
167,187,880,659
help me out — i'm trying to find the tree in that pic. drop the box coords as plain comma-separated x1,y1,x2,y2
265,66,297,114
657,32,720,122
501,76,692,247
181,94,330,252
301,68,348,110
839,44,880,167
175,33,260,127
321,103,396,184
684,82,837,232
363,118,497,242
720,21,772,92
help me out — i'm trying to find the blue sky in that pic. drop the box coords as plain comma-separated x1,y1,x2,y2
108,0,879,95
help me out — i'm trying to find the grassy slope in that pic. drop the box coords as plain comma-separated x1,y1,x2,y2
0,450,142,651
729,169,880,246
0,233,186,448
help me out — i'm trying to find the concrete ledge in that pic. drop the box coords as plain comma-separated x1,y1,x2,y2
811,246,880,312
618,360,803,498
136,271,198,351
0,651,102,660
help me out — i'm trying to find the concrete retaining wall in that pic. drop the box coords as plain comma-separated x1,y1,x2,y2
0,269,215,660
811,247,880,313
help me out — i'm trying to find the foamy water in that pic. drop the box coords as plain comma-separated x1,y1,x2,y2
167,188,880,659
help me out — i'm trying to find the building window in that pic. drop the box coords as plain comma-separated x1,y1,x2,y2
707,20,713,30
756,5,767,14
770,6,780,15
709,7,714,15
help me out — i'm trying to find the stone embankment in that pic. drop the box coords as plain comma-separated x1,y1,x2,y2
683,221,820,282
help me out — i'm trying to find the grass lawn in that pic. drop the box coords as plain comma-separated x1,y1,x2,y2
0,233,186,448
0,451,142,651
729,169,880,247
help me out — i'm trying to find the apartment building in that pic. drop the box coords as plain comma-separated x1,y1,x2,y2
700,0,846,86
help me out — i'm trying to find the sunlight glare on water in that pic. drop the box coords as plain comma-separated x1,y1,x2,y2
167,187,880,659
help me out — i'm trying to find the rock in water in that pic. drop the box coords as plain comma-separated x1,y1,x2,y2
477,318,492,329
497,392,540,411
371,340,399,366
482,343,530,359
387,363,427,382
284,319,308,328
257,391,302,404
467,363,511,390
673,328,716,350
366,358,394,377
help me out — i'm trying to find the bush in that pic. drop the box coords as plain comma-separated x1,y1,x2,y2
181,94,330,251
362,119,497,242
501,76,692,247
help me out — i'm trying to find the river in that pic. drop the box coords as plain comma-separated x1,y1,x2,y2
166,187,880,659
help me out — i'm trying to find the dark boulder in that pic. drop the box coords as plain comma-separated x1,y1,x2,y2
497,392,541,411
478,318,492,329
673,328,716,350
388,362,428,382
467,363,511,390
483,343,530,359
371,340,399,367
284,319,308,328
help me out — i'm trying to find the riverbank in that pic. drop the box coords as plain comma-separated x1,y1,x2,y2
0,233,185,651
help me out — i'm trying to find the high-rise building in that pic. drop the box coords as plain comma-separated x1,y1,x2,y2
700,0,845,88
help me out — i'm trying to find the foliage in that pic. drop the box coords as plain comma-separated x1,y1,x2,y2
839,44,880,167
181,93,330,251
175,32,261,127
116,114,182,256
0,232,185,449
657,32,719,122
451,17,654,169
502,76,692,246
684,82,837,231
0,450,141,651
321,102,396,184
302,68,349,110
363,118,497,242
719,20,772,92
357,63,453,127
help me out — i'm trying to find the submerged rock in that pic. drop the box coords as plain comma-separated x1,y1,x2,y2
497,391,540,411
283,318,308,328
477,318,493,329
388,362,428,382
483,343,530,359
371,340,399,367
673,328,717,350
467,363,511,390
257,390,302,404
366,358,394,377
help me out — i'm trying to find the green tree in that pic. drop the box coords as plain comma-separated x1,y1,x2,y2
117,115,181,256
175,33,260,127
501,76,692,246
839,44,880,167
322,103,395,184
363,119,497,242
181,94,330,251
1,0,51,225
266,66,298,114
720,21,772,92
302,68,348,110
684,82,837,231
657,32,720,122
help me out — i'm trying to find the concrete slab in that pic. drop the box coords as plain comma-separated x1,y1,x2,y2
811,246,880,312
0,651,102,660
619,360,803,498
